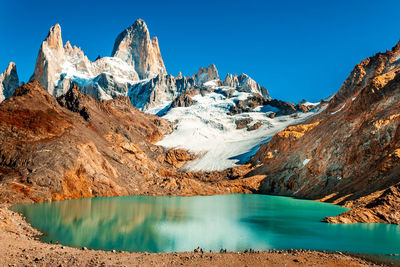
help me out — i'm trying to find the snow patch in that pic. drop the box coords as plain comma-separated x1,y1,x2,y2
301,101,319,107
331,103,346,115
203,79,219,88
302,158,311,166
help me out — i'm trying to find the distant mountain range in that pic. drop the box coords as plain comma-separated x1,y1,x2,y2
1,19,271,111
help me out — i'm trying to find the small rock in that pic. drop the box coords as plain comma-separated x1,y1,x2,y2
193,247,203,253
247,122,262,131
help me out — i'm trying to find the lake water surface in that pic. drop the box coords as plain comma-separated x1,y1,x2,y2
11,194,400,255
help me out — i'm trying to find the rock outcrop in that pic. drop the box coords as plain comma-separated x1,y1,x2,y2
111,19,166,79
228,94,312,116
224,73,270,100
195,64,219,86
0,62,19,103
324,182,400,224
247,122,263,131
156,149,196,169
250,41,400,224
235,118,253,129
128,74,196,111
170,89,198,108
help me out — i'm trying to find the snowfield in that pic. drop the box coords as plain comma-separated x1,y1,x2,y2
156,90,318,171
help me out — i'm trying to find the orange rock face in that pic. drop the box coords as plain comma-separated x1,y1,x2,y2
111,19,166,79
250,42,400,224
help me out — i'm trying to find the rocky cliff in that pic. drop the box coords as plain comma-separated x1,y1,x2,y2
111,19,166,79
0,62,19,103
250,41,400,224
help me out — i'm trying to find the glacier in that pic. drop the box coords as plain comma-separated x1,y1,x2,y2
156,89,319,171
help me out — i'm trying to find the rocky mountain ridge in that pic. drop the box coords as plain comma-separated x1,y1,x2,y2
27,20,270,111
250,41,400,224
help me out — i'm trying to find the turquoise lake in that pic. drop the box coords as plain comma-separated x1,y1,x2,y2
11,194,400,255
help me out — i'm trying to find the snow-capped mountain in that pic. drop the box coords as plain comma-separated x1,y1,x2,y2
19,18,324,172
128,64,271,110
0,62,19,103
23,18,321,172
29,19,271,111
30,23,141,99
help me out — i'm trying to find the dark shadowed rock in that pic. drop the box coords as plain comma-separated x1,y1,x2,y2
0,62,19,103
170,90,198,108
294,104,309,113
235,118,253,129
247,122,263,131
57,85,90,120
229,94,267,115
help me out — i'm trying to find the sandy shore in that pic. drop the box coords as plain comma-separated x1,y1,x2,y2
0,204,395,267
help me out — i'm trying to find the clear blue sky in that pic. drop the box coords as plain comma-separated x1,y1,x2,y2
1,0,400,102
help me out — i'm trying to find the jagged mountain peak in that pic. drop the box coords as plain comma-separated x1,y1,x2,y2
115,19,150,42
45,23,63,50
5,62,16,74
30,23,141,98
28,21,270,111
132,18,148,31
30,24,68,94
111,19,166,79
194,64,220,86
223,72,270,100
0,62,19,103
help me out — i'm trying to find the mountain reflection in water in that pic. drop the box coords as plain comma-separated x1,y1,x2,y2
12,194,400,255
